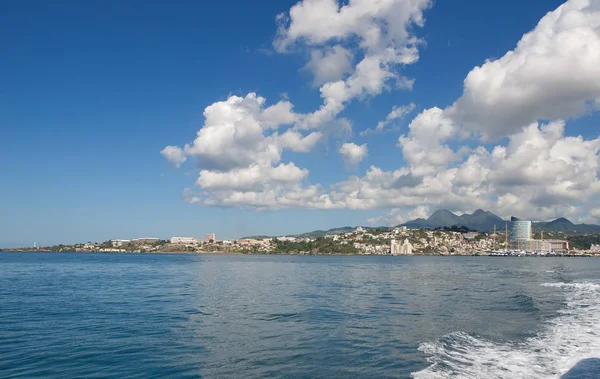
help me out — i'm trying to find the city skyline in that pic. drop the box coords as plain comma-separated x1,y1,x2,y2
3,0,600,246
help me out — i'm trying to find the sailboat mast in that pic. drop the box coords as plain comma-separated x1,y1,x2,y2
505,221,508,251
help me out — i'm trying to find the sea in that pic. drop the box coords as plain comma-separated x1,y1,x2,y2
1,252,599,379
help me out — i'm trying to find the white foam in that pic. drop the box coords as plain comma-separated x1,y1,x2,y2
412,281,600,379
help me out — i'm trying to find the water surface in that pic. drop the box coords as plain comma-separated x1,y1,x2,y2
1,253,599,378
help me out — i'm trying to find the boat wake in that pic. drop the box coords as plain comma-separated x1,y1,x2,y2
412,282,600,379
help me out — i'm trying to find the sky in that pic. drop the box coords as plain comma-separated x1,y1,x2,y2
2,0,600,247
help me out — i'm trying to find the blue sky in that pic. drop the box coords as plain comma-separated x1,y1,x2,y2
2,0,599,247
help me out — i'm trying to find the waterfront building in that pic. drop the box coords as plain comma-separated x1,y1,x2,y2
529,239,552,252
391,239,413,255
546,240,569,253
132,238,160,244
509,217,532,250
206,233,216,243
591,244,600,252
401,239,413,255
391,240,400,255
170,237,198,244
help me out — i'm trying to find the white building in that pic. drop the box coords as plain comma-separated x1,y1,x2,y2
591,244,600,252
111,239,130,247
401,239,413,255
391,239,413,255
132,238,160,244
170,237,198,245
391,239,400,255
206,233,216,242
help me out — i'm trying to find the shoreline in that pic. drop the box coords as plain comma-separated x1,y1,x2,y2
1,250,598,257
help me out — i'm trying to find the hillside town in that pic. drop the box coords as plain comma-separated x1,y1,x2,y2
8,221,600,256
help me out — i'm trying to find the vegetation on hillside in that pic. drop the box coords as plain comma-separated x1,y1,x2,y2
271,238,358,255
566,234,600,250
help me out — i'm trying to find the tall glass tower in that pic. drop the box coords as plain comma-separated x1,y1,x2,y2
509,217,532,250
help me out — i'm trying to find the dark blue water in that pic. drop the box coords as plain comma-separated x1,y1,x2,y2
1,253,599,378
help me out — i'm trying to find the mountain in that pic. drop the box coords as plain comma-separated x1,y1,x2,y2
402,209,505,232
401,209,600,234
246,212,600,239
533,218,600,234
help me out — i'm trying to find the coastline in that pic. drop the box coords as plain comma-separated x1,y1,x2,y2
1,250,598,257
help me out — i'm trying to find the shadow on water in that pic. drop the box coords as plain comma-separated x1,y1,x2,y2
561,359,600,379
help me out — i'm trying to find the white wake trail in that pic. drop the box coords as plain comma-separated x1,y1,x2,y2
412,282,600,379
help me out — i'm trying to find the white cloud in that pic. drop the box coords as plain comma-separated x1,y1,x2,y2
261,100,298,129
277,0,431,129
340,142,368,166
445,0,600,139
275,0,430,52
161,146,187,168
182,188,201,204
178,93,313,171
304,45,354,86
368,205,430,226
398,107,459,176
197,163,308,191
161,92,323,208
591,207,600,220
325,120,600,221
278,130,323,152
361,102,416,135
377,103,416,131
164,0,600,225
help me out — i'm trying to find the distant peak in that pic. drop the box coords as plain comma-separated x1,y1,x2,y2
431,209,456,216
551,217,573,225
472,209,486,215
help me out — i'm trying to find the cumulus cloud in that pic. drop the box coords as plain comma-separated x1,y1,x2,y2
304,45,354,86
398,107,459,176
340,142,368,166
197,163,308,191
325,121,600,220
179,93,312,171
274,0,430,52
161,93,323,208
591,207,600,221
368,205,430,226
161,146,187,168
277,0,431,129
361,102,416,135
445,0,600,139
164,0,600,225
365,0,600,222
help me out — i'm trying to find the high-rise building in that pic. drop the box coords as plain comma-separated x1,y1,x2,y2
391,240,400,255
509,217,532,250
206,233,216,243
401,239,413,255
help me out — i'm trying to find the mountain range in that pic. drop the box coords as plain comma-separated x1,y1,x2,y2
401,209,505,232
400,209,600,234
246,210,600,239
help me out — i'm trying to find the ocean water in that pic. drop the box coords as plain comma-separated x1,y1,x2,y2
1,253,599,379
